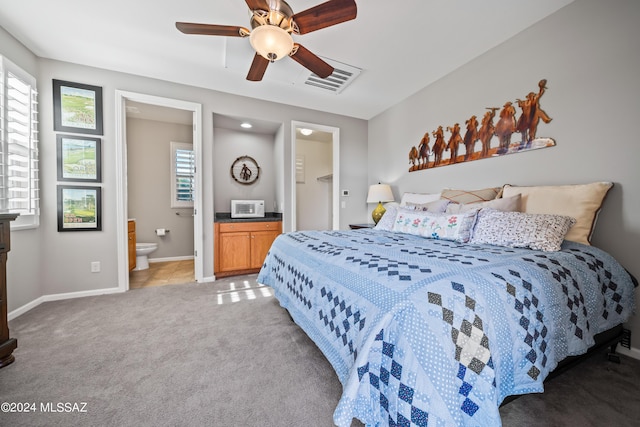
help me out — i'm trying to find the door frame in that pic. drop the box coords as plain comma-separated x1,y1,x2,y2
291,121,340,231
115,90,203,291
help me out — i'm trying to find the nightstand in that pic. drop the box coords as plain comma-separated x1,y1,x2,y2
349,223,375,229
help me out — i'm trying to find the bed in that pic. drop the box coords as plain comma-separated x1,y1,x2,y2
256,183,637,427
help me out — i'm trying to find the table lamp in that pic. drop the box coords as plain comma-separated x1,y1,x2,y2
366,183,394,224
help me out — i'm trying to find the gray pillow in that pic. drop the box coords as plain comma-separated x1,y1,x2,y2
470,208,576,252
446,193,521,214
404,199,450,213
373,204,399,231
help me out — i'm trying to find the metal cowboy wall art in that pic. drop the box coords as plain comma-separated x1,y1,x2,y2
409,79,554,172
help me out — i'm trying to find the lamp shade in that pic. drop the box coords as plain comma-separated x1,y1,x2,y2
366,184,394,203
250,25,294,62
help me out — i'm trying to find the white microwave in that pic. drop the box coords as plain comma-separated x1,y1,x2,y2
231,200,265,218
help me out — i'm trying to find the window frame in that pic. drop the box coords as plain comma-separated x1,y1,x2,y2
0,55,39,230
170,141,194,209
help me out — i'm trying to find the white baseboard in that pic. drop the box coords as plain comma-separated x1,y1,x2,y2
8,286,124,321
616,346,640,360
8,296,45,320
149,255,194,263
9,258,201,320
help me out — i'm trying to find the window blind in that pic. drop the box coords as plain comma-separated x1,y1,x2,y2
171,141,194,208
0,56,39,229
175,148,195,201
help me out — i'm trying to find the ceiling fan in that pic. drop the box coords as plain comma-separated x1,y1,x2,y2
176,0,357,82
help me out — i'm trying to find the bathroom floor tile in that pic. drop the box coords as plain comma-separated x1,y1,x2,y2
129,260,195,289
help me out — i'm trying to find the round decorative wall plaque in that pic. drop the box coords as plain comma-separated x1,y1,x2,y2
230,155,260,185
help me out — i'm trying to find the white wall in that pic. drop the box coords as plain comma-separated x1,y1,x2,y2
0,27,43,311
213,127,277,213
127,118,194,259
0,35,367,312
296,138,333,230
368,0,640,350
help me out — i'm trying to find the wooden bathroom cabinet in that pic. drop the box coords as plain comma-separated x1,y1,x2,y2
128,220,136,271
214,221,281,278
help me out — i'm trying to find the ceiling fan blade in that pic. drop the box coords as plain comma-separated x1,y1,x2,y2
245,0,270,11
176,22,249,37
247,53,270,81
290,44,334,78
292,0,357,34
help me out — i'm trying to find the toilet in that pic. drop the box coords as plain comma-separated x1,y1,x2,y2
134,242,158,271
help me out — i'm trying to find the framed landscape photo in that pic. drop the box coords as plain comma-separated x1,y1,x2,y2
53,79,103,135
57,185,102,232
57,134,101,182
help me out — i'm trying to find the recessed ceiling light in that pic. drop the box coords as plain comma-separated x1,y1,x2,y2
300,128,313,136
240,122,252,129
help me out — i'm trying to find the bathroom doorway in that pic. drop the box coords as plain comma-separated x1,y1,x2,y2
291,121,340,231
115,91,203,291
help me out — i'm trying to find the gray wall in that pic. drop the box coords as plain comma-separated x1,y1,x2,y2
8,0,635,354
127,118,194,259
1,27,43,311
213,127,277,213
0,28,368,312
368,0,640,350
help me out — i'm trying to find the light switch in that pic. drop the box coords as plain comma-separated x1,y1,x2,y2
91,261,101,273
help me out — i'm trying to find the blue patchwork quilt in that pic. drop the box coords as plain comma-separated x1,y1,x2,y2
256,229,636,427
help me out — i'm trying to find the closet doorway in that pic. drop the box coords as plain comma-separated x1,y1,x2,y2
292,121,340,231
115,91,203,291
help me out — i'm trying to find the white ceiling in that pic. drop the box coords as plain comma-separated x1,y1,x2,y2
0,0,573,120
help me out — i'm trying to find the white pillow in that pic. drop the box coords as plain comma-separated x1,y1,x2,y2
392,208,479,243
400,192,441,207
470,208,576,252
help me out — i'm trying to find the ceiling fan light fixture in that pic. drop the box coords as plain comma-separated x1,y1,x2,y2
249,25,293,62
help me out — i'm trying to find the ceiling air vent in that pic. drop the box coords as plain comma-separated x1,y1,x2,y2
297,58,361,94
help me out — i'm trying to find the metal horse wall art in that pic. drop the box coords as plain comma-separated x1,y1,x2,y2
409,79,554,172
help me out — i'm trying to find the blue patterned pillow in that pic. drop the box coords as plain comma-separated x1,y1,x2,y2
392,208,479,242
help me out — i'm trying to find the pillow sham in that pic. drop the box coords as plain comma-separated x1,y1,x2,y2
440,187,501,204
405,199,450,213
373,204,399,231
469,208,576,252
400,191,441,207
501,182,613,245
446,193,521,214
392,208,479,243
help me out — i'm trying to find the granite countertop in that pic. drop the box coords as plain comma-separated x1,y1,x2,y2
215,212,282,223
